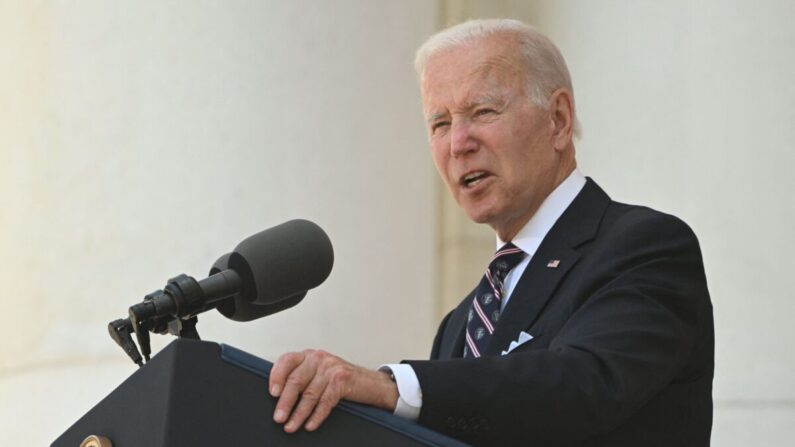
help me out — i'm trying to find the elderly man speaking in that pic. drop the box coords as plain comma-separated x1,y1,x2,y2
267,19,713,447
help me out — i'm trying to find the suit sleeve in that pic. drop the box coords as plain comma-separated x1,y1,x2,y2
404,212,712,446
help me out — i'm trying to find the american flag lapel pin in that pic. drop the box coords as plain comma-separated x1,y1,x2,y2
547,259,560,268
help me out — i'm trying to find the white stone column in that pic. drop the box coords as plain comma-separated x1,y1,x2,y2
0,1,439,444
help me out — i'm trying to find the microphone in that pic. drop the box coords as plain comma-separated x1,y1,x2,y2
128,219,334,332
228,218,334,306
211,253,308,322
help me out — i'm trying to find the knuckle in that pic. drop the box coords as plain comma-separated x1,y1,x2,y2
275,352,301,373
277,351,298,363
320,354,341,369
329,365,353,383
318,392,339,409
301,387,321,402
285,374,306,388
307,349,330,363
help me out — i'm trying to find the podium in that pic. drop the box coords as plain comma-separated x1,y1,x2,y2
52,339,469,446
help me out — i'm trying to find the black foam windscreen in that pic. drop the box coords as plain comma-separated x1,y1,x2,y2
227,219,334,306
218,292,307,322
210,253,307,321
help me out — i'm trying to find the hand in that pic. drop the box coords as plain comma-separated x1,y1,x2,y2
269,349,399,433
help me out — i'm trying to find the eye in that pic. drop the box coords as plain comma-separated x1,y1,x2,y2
431,121,450,133
474,108,497,117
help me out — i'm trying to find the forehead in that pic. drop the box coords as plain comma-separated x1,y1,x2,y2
421,35,526,110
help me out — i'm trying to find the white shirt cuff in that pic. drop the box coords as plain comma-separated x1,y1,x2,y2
378,363,422,421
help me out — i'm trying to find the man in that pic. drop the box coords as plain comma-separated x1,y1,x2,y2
268,19,713,446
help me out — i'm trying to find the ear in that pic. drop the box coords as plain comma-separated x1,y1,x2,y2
548,88,575,151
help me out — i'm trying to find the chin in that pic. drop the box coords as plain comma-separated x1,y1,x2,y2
456,191,506,226
462,205,499,226
455,188,506,223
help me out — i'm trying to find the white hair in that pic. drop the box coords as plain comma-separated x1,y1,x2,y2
415,19,581,138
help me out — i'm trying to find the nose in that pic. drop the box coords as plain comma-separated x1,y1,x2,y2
450,120,478,158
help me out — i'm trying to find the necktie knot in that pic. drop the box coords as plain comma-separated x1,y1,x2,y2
488,243,526,279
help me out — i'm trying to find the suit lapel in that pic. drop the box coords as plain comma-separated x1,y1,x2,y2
486,247,580,355
485,178,611,356
438,291,473,359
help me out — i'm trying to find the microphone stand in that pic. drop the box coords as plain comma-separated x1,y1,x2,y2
109,272,225,366
108,318,144,367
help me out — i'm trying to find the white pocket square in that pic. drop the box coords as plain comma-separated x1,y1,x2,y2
501,331,534,356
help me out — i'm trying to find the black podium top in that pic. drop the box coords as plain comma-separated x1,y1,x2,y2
53,339,470,447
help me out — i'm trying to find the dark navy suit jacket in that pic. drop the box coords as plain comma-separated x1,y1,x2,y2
405,179,714,447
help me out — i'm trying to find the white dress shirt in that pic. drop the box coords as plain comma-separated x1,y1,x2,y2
381,169,587,420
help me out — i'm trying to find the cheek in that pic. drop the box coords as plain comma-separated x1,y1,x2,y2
430,142,450,179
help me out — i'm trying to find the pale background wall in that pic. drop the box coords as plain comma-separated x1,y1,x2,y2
1,0,793,445
0,1,439,444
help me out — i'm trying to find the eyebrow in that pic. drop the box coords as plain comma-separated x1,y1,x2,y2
425,94,507,124
470,94,505,109
426,112,447,124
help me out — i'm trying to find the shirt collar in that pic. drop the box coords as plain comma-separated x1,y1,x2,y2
497,169,587,256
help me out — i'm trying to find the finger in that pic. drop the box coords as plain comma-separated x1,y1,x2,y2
272,352,315,424
274,367,314,424
304,361,356,432
304,384,342,432
284,374,330,433
269,351,305,398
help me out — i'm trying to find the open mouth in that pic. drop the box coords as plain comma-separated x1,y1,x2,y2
461,171,491,188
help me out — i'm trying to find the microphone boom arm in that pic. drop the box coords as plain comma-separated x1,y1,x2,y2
127,270,243,359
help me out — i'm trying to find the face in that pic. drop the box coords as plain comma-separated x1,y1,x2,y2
421,36,565,240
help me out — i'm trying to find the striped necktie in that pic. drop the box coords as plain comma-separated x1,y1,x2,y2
464,242,526,358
